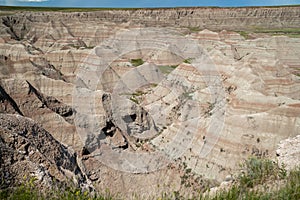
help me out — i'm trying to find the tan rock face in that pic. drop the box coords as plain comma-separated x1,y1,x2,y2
0,8,299,198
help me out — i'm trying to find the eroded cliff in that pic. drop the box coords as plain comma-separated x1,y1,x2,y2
0,7,300,198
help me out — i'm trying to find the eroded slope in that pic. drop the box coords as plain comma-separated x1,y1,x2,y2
0,8,299,198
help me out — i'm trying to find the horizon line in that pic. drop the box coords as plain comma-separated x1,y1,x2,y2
1,4,300,10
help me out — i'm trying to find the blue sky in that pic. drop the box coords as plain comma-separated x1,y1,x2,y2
0,0,300,8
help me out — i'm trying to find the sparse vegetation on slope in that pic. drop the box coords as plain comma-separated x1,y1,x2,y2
238,28,300,39
211,157,299,200
183,58,193,64
158,65,178,74
212,168,299,200
0,179,113,200
238,157,287,188
130,58,144,67
1,157,299,200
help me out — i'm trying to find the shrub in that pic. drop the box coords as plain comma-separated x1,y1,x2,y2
130,58,144,67
238,157,286,188
183,58,193,64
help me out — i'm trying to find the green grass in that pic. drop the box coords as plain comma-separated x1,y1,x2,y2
158,65,178,74
119,89,147,104
130,58,144,67
187,27,202,33
182,91,194,99
150,83,158,87
0,183,113,200
213,167,300,200
159,157,299,200
238,157,287,188
133,90,147,96
211,157,298,200
237,31,251,39
256,28,300,38
237,28,300,39
183,58,193,64
0,12,15,16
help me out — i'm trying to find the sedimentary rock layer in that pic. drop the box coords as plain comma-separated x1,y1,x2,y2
0,7,299,198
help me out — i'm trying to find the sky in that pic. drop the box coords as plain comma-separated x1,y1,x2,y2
0,0,300,8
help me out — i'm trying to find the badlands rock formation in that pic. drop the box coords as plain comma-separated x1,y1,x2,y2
0,7,300,198
0,114,92,191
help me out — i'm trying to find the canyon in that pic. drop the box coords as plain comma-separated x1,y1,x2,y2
0,6,300,198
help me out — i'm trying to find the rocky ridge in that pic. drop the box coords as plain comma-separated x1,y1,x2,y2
0,114,92,191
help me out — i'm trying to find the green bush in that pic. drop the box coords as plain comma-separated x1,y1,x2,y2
183,58,193,64
130,58,144,67
238,157,286,188
273,167,300,200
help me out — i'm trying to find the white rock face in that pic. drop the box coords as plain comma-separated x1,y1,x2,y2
276,135,300,170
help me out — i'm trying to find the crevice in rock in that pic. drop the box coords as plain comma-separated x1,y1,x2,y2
2,24,20,41
118,142,128,150
0,84,24,116
60,21,75,37
26,80,75,123
100,94,135,150
123,114,137,123
84,133,103,153
22,43,44,55
2,16,27,41
231,45,250,61
100,120,129,150
29,58,66,82
101,120,116,137
81,146,90,156
102,93,112,119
